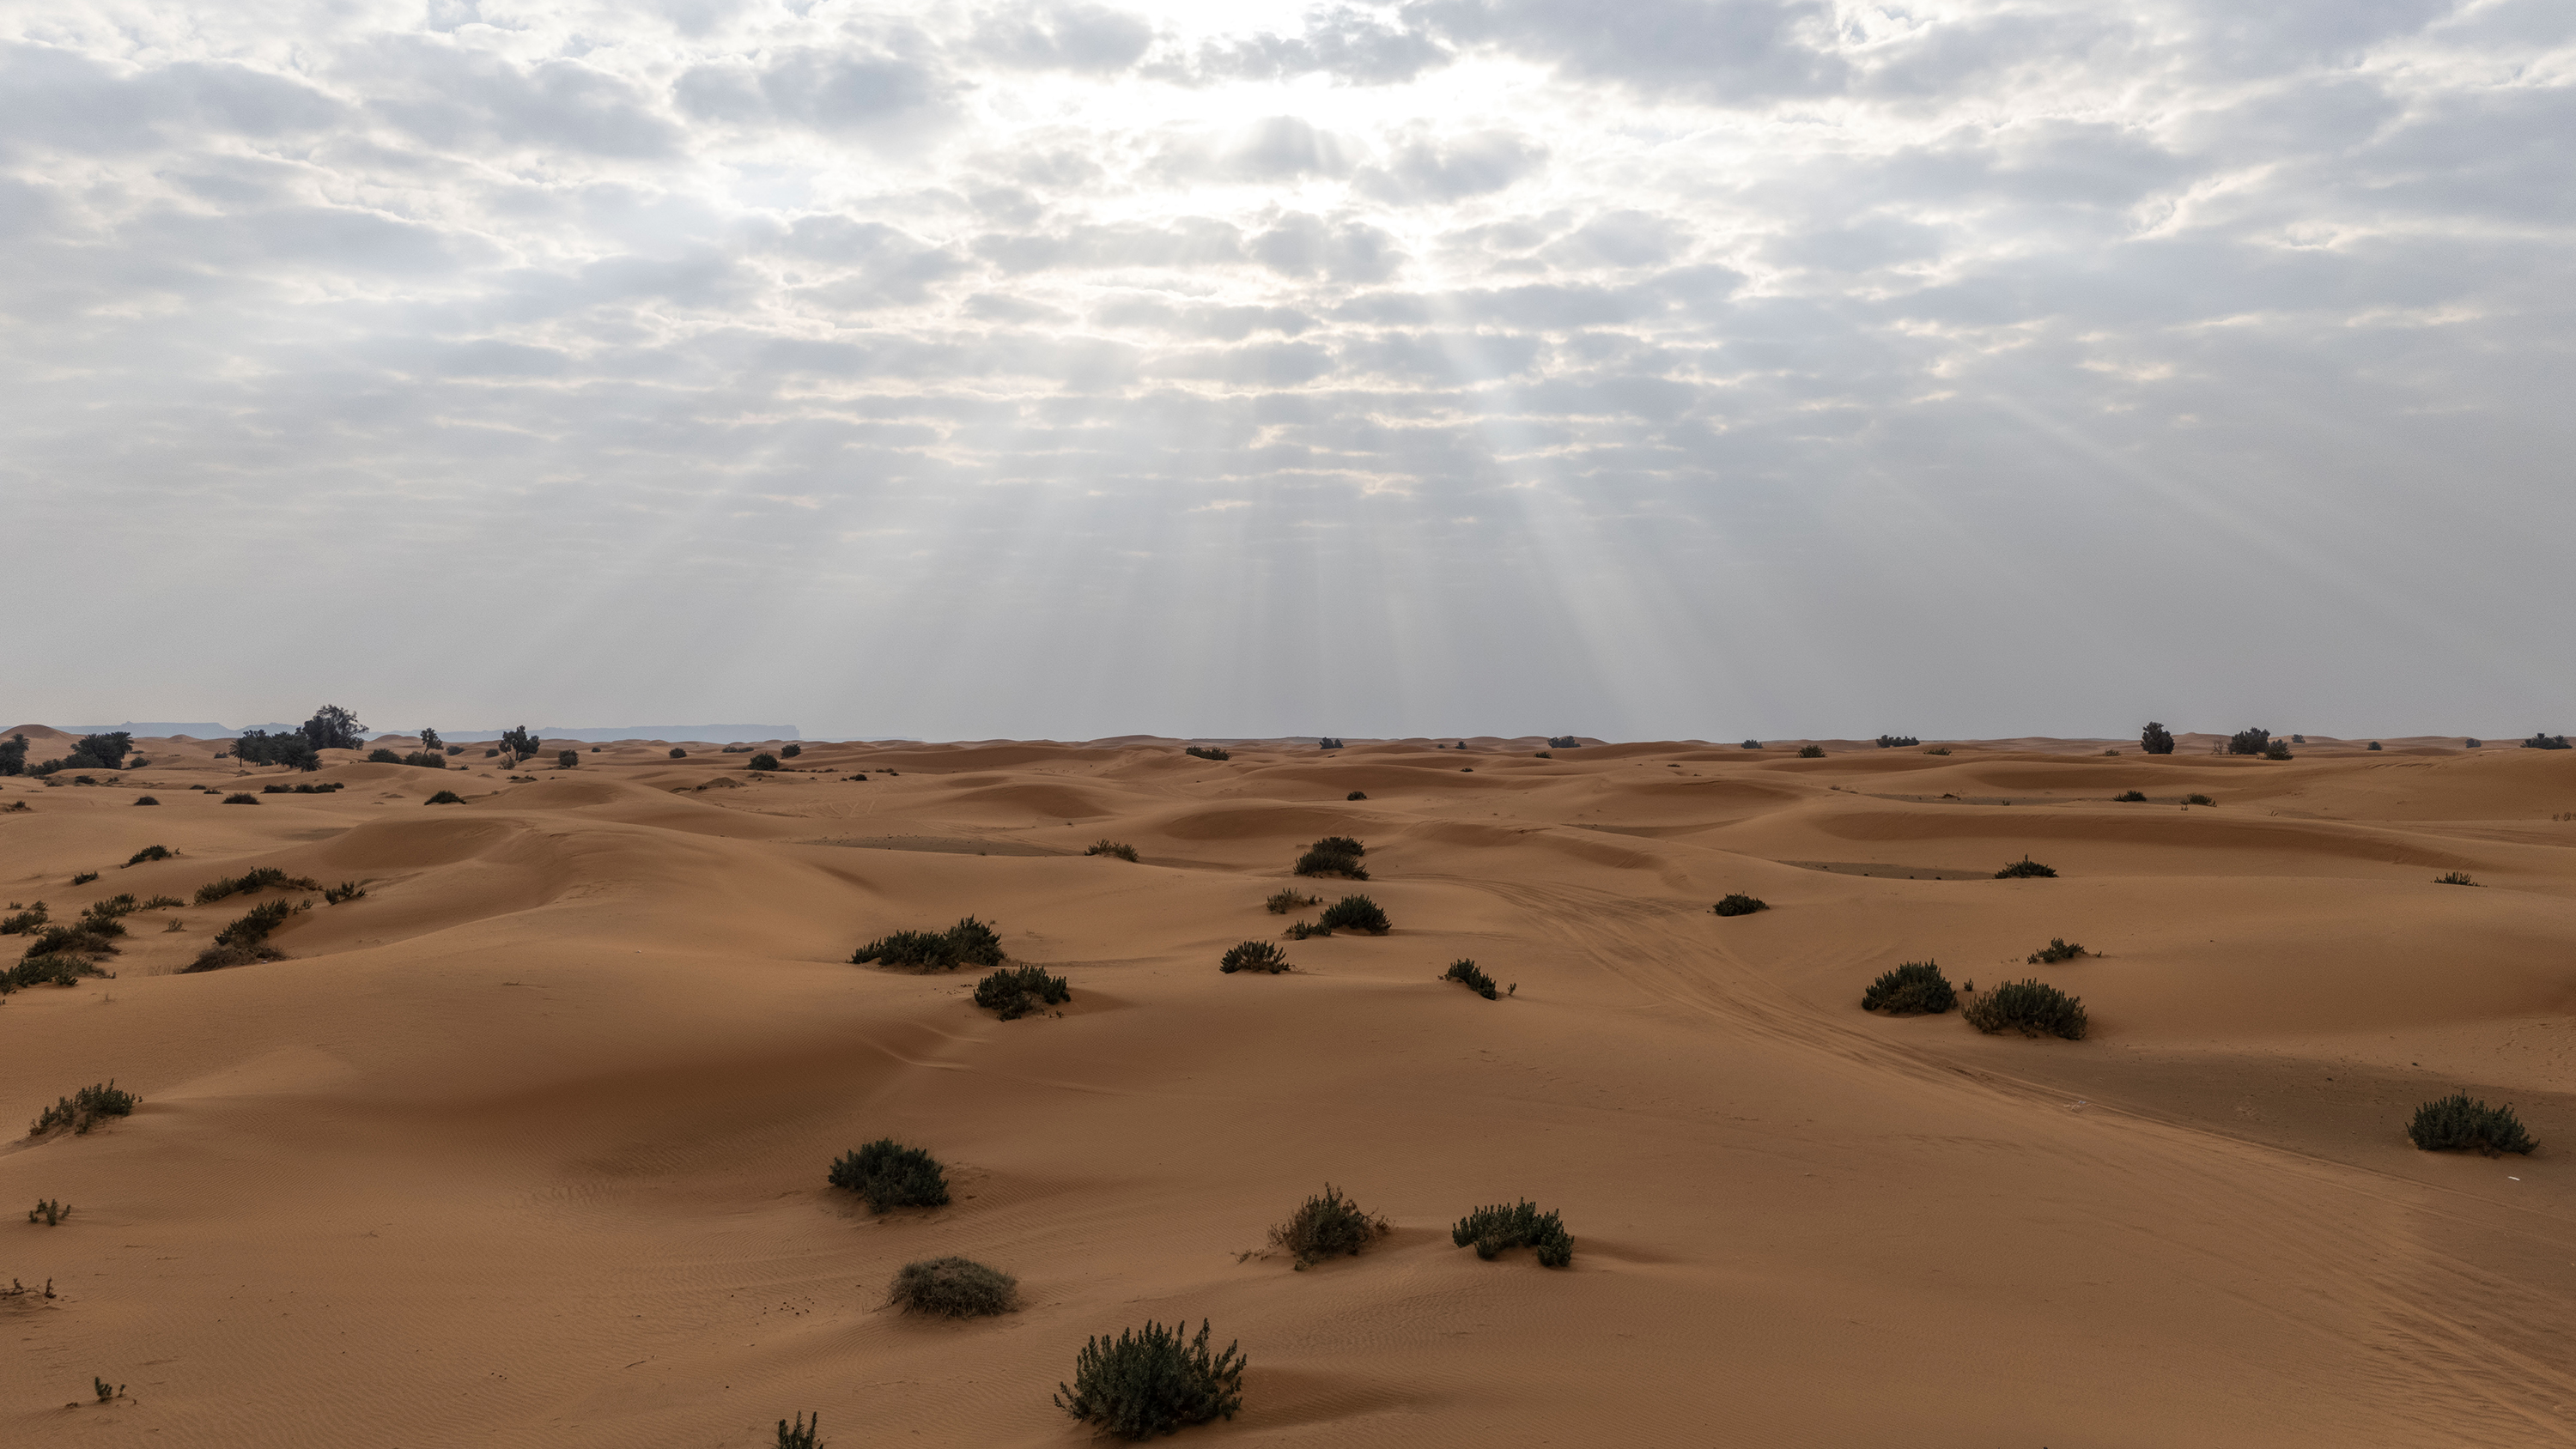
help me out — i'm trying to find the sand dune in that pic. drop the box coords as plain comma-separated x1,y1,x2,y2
4,737,2574,1446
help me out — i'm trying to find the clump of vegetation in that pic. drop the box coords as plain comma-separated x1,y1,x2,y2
852,917,1005,972
0,732,25,776
1965,979,2087,1039
2434,871,2479,887
325,882,367,905
0,902,47,935
1283,920,1328,940
2263,740,2293,761
2026,937,2086,964
1055,1319,1246,1440
668,748,687,758
30,1082,138,1137
1451,1200,1572,1267
133,796,158,806
140,895,181,910
1924,745,1952,755
222,792,259,805
775,1412,821,1449
182,943,286,973
1084,840,1140,862
2367,741,2382,750
1293,834,1368,879
1994,856,2058,879
2141,722,2175,754
975,964,1070,1020
1741,739,1761,749
3,955,110,991
1264,889,1319,914
1547,736,1580,749
2465,737,2482,749
1222,940,1291,973
1270,1184,1389,1267
1183,745,1230,761
1874,735,1919,748
425,790,466,805
70,870,100,886
2113,791,2147,803
748,752,780,772
1318,895,1390,934
1711,893,1767,918
887,1257,1018,1317
1345,791,1366,801
214,900,293,949
368,748,403,764
1443,959,1498,999
2406,1094,2537,1155
2226,727,2271,756
1862,961,1955,1016
1797,744,1826,758
125,846,172,866
401,751,447,768
27,1198,70,1226
194,868,323,905
1318,737,1345,749
21,925,120,961
828,1138,951,1212
2524,733,2571,750
781,743,803,758
2186,792,2215,806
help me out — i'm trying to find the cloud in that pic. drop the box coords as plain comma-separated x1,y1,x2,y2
1357,130,1547,204
674,45,953,139
361,38,685,158
970,2,1155,71
1250,214,1404,282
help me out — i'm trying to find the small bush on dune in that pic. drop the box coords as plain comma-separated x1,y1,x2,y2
1057,1319,1246,1440
402,751,447,768
781,743,802,758
2524,733,2571,750
222,792,258,805
748,752,780,772
1318,894,1390,934
1875,735,1918,748
2186,792,2216,807
2263,740,2293,761
1319,737,1345,749
1451,1200,1572,1267
2368,741,2382,750
2434,871,2479,887
325,882,367,905
2227,727,2270,756
1862,961,1955,1016
1547,736,1580,749
2114,791,2147,803
215,900,293,949
1270,1184,1388,1266
194,868,322,905
1346,790,1367,801
1797,744,1826,758
2407,1094,2536,1155
828,1138,950,1212
853,917,1005,971
133,796,158,806
1314,836,1363,857
4,955,110,991
2141,722,2175,755
425,790,465,805
0,903,47,935
1183,745,1230,761
23,925,120,959
1995,856,2057,879
70,870,100,886
368,749,402,764
140,895,182,910
1965,979,2087,1039
2026,938,2086,964
556,749,580,769
1221,939,1291,973
125,846,173,865
1293,849,1367,880
975,964,1069,1020
30,1082,137,1137
1741,739,1761,749
1084,840,1140,862
887,1257,1018,1317
181,943,286,973
776,1412,821,1449
27,1198,71,1226
1711,894,1766,917
1264,889,1319,914
1443,959,1498,999
1283,920,1328,940
669,748,687,758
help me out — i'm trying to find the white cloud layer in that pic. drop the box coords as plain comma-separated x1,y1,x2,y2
4,0,2572,739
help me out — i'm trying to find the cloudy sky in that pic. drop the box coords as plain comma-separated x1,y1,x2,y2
6,1,2571,742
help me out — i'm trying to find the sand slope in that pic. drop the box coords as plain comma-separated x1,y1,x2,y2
3,737,2573,1446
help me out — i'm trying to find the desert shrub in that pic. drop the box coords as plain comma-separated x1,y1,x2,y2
27,1198,70,1226
2186,792,2215,806
2227,727,2270,756
1965,979,2087,1039
1055,1319,1245,1440
1319,737,1345,749
1443,959,1498,999
1994,856,2057,879
181,943,285,973
4,955,109,991
827,1138,950,1212
81,895,137,926
401,751,447,768
498,726,539,762
1183,745,1230,761
1451,1200,1572,1267
425,790,465,804
1271,1184,1388,1266
1741,739,1762,749
1925,745,1952,755
368,748,402,763
1346,790,1366,800
668,748,687,758
1797,744,1826,758
325,882,367,905
2026,937,2086,964
1283,920,1328,940
1711,894,1767,918
1875,735,1919,748
1264,889,1320,914
232,728,320,771
1221,939,1291,973
2114,790,2147,803
0,903,46,934
0,732,24,775
125,846,172,866
748,753,780,772
555,749,579,769
887,1257,1018,1317
483,748,500,758
2466,737,2482,749
30,1082,137,1137
722,745,746,754
781,743,802,758
975,964,1070,1020
2263,740,2293,761
222,792,258,804
2407,1094,2536,1155
141,895,182,910
2524,733,2571,750
776,1412,821,1449
216,900,293,949
1862,961,1955,1015
194,868,322,905
133,795,158,806
1293,848,1367,880
1318,895,1390,934
853,918,1003,971
70,870,100,886
1543,735,1578,749
261,783,291,795
23,925,120,959
2433,871,2478,886
1084,840,1140,862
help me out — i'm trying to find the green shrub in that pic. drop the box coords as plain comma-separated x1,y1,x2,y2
1292,848,1367,880
2141,722,2175,755
180,943,285,973
887,1257,1018,1317
853,917,1003,971
1547,736,1579,749
2263,740,2293,761
1965,979,2087,1039
140,895,182,910
1792,744,1823,758
1314,836,1363,857
2367,741,2381,750
780,743,802,758
2406,1094,2536,1155
1269,1184,1388,1266
975,964,1070,1020
2186,793,2215,806
1319,737,1345,749
1994,856,2057,879
2434,871,2478,887
401,751,447,769
1084,840,1140,862
194,868,322,905
1741,739,1761,749
2226,727,2269,756
27,1198,70,1226
81,895,137,927
2524,733,2571,750
215,900,293,949
426,790,465,805
776,1411,821,1449
1861,961,1954,1016
30,1082,137,1137
222,792,258,805
125,846,172,866
0,903,46,934
1711,893,1766,917
1443,959,1498,999
1221,940,1291,973
498,726,539,763
324,882,367,905
22,925,120,959
1283,920,1328,940
2465,738,2482,749
668,748,687,758
1318,895,1390,933
1183,745,1230,761
1451,1200,1572,1267
1264,889,1319,914
4,955,109,991
1874,735,1918,748
827,1138,950,1212
70,870,99,886
1346,791,1366,801
2113,790,2146,803
1924,746,1951,755
1055,1319,1245,1440
133,796,158,806
2026,938,2086,964
0,732,23,775
368,749,402,764
748,753,780,772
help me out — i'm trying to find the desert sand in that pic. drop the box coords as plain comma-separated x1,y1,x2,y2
3,726,2573,1446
